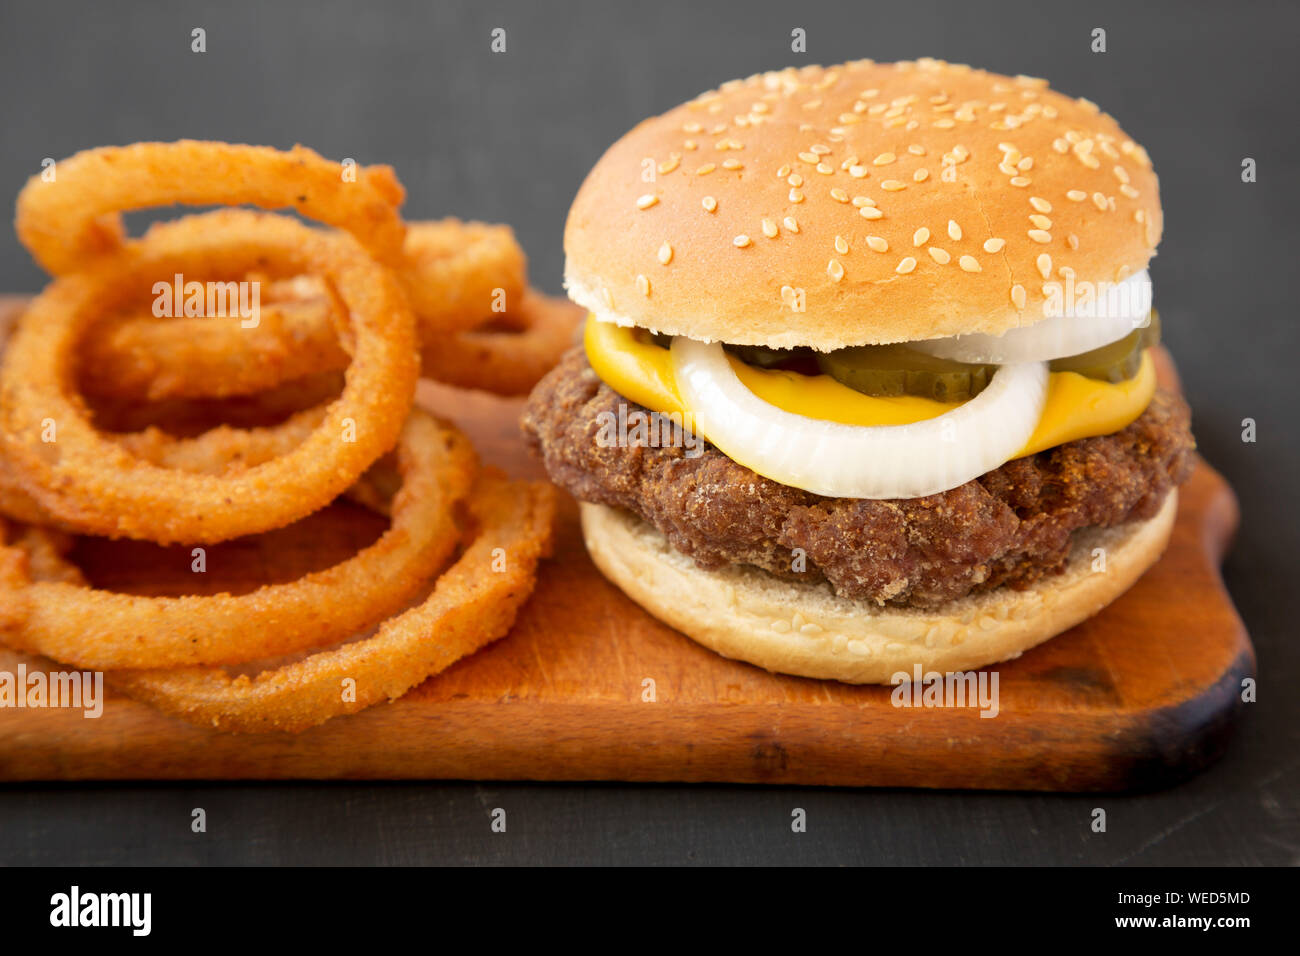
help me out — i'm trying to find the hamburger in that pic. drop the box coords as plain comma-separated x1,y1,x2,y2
524,58,1194,682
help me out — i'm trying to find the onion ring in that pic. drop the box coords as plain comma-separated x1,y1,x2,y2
0,209,419,543
15,141,407,275
107,473,556,732
80,284,348,402
0,410,478,668
421,290,583,395
76,220,530,401
671,336,1049,500
401,219,528,337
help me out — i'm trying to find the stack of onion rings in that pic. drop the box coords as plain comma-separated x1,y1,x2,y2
0,141,559,732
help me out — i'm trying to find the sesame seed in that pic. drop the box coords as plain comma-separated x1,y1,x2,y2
1079,153,1101,169
913,168,929,182
907,144,926,156
1028,196,1052,213
1067,233,1079,250
683,122,702,134
834,235,850,254
684,140,698,151
852,195,875,207
702,196,717,213
859,206,883,220
636,194,658,210
865,235,888,252
696,164,716,175
1018,157,1034,170
1092,192,1108,211
762,219,779,238
1036,253,1052,279
798,151,820,164
958,255,981,273
830,187,849,203
983,238,1005,254
789,189,804,203
636,274,651,297
816,162,834,175
913,227,930,246
928,247,951,264
1134,209,1145,223
776,164,792,178
721,159,742,170
947,220,962,241
1011,284,1026,309
1113,165,1131,184
1029,214,1052,229
1120,183,1139,198
873,152,896,166
1009,176,1031,187
827,259,845,282
658,155,681,174
933,118,955,129
734,235,752,248
784,216,799,233
787,173,804,187
1066,189,1087,202
896,257,917,274
658,241,673,264
1027,229,1052,243
881,179,908,191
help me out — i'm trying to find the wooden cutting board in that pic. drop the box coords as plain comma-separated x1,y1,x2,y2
0,297,1253,790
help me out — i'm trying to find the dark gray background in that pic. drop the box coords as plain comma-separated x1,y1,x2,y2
1,0,1297,865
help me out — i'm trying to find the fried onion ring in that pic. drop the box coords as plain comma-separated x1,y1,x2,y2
420,290,583,395
0,210,418,543
76,220,529,401
80,286,348,402
107,473,556,732
401,219,528,336
0,411,478,669
15,141,407,275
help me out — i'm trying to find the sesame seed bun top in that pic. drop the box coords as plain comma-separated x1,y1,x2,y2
564,58,1162,351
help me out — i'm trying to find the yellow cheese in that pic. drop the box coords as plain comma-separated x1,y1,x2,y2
583,316,1156,460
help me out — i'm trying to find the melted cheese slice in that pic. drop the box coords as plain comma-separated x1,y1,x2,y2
584,316,1156,460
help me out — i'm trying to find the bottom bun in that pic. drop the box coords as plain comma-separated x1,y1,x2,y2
580,490,1178,683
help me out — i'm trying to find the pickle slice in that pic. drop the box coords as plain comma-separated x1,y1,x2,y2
1049,311,1161,383
723,343,806,369
816,344,996,402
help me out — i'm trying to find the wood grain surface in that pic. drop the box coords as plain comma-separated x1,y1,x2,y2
0,297,1254,790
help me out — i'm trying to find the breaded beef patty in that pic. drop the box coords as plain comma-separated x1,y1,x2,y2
523,349,1195,608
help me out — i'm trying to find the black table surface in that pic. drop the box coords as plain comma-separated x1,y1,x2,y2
0,0,1296,866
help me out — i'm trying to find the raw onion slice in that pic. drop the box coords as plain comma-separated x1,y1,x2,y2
670,337,1049,500
912,270,1152,364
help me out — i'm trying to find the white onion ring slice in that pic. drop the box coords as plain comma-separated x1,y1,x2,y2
912,270,1152,364
671,337,1049,500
